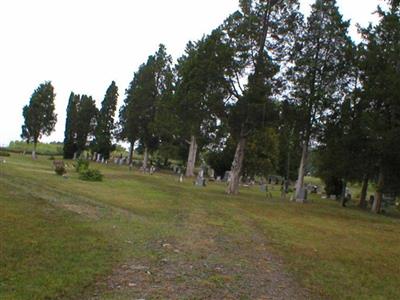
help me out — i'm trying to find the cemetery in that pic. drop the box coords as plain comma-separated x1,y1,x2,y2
1,152,400,299
1,0,400,299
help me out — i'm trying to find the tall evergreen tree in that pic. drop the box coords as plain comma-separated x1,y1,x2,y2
175,30,232,177
359,1,400,213
63,92,79,159
76,95,97,156
21,81,57,159
118,76,140,165
119,45,174,169
289,0,354,202
221,0,301,194
93,81,119,160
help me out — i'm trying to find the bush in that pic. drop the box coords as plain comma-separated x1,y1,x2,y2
48,155,55,160
75,159,90,172
79,168,103,182
0,151,10,157
54,165,66,176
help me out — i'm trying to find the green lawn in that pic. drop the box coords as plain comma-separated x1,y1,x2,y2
0,154,399,299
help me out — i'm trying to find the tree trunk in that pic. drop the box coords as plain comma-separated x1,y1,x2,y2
226,137,246,195
142,146,149,171
341,179,347,207
295,140,308,202
185,135,197,177
32,142,37,159
372,169,384,214
359,174,369,209
128,142,134,165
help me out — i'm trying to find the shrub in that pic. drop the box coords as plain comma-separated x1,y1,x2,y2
79,168,103,182
0,151,10,157
48,155,55,160
75,159,90,172
54,165,66,176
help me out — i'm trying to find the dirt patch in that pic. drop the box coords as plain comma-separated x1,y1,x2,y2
91,216,311,299
60,203,101,220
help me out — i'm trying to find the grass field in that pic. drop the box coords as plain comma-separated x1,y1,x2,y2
4,141,63,156
0,154,399,299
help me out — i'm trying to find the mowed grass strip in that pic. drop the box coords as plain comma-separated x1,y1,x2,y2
0,183,115,300
0,154,399,299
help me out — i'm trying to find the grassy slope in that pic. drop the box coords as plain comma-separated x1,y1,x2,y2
0,154,399,299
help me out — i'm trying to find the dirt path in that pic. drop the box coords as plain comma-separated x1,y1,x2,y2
91,208,311,299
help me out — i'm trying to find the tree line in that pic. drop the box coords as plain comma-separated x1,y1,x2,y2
21,0,400,213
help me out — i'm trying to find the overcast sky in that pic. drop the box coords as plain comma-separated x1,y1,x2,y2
0,0,386,146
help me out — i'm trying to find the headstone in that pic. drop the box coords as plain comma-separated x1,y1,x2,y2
223,171,231,182
96,153,101,163
179,174,183,183
260,184,267,192
216,176,221,182
296,188,308,203
208,168,215,179
150,166,156,175
330,195,337,200
73,152,78,160
195,171,206,187
92,152,97,161
101,158,105,164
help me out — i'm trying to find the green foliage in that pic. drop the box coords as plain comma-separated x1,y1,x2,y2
76,95,98,155
119,44,174,159
74,159,102,181
243,128,279,178
92,81,118,160
20,81,57,148
323,176,343,197
359,3,400,194
63,92,79,159
174,30,232,143
206,128,279,179
75,159,90,172
78,168,103,182
0,151,10,157
222,0,301,139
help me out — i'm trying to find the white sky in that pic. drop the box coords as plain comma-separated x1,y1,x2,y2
0,0,386,146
